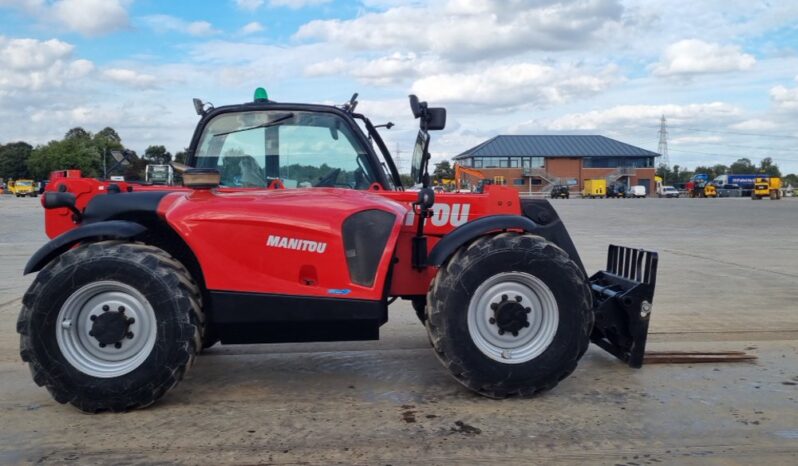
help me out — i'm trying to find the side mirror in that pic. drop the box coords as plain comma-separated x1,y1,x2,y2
426,107,446,131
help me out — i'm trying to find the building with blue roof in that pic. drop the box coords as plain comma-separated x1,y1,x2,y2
453,135,660,195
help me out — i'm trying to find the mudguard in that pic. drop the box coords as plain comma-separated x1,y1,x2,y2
24,220,147,274
427,198,586,275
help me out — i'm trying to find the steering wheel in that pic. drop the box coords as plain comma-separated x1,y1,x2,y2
314,168,341,187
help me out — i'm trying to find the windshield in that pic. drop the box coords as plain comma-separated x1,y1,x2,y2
194,110,378,189
16,181,32,186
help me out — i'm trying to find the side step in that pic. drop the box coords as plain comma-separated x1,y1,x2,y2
589,245,659,368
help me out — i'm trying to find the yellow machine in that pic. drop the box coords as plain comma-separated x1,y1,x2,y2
583,179,606,198
9,179,37,197
752,177,781,200
704,184,717,198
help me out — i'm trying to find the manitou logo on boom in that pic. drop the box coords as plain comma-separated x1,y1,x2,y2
405,203,471,227
266,235,328,254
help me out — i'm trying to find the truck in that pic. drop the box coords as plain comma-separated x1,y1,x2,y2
17,90,658,412
752,177,782,200
9,179,37,197
712,174,765,196
582,179,606,198
686,174,716,198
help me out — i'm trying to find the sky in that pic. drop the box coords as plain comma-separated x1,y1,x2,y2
1,0,797,173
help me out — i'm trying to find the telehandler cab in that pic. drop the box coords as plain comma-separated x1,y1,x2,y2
18,90,658,412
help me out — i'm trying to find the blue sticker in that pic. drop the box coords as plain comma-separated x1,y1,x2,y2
327,288,351,295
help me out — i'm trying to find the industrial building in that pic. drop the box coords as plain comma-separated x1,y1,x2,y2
453,135,660,195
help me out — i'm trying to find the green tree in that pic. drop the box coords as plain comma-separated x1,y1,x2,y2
93,127,124,178
783,173,798,187
173,149,189,164
757,157,781,177
693,165,716,179
432,160,454,180
0,142,33,180
729,158,755,174
64,127,91,140
144,145,172,164
28,137,101,179
711,164,728,176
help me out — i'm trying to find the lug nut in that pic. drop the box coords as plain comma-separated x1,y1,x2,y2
127,318,135,325
118,306,125,312
498,330,505,335
99,343,106,348
90,315,97,321
102,305,109,312
126,332,134,339
490,303,498,310
489,317,496,324
501,294,507,301
523,322,530,327
88,330,94,337
512,331,519,337
114,342,122,349
525,307,531,314
515,295,522,302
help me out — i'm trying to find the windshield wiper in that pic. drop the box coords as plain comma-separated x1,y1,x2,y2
212,113,295,138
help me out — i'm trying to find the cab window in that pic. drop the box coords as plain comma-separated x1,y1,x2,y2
194,111,378,189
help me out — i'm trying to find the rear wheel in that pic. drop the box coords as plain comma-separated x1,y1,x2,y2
425,233,592,398
17,242,202,412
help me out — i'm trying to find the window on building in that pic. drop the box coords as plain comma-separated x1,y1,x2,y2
485,158,498,168
531,179,542,185
531,157,544,168
583,157,655,168
513,178,525,186
494,176,506,185
510,157,520,168
473,157,483,168
498,158,509,168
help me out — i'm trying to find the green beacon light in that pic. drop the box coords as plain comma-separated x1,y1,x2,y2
254,87,269,102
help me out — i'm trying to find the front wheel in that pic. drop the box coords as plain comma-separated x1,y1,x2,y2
425,233,592,398
17,242,203,412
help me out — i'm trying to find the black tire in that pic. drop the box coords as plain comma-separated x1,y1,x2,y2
17,241,203,412
425,233,592,398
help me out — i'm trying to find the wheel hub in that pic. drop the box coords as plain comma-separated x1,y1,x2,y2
490,295,531,337
90,307,134,346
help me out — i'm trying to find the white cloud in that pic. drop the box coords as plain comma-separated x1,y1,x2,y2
240,21,264,35
142,15,219,37
0,0,129,36
305,52,441,85
770,77,798,112
295,0,624,60
102,68,157,89
651,39,756,77
52,0,129,36
0,36,94,91
536,102,742,131
729,118,779,131
411,63,619,108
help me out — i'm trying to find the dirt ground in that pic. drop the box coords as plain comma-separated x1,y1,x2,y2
1,195,796,464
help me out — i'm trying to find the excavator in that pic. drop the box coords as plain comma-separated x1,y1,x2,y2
453,164,485,191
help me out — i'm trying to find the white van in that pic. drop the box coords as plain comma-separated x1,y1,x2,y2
628,185,647,198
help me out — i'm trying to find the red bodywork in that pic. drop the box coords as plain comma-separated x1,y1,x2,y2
44,172,522,300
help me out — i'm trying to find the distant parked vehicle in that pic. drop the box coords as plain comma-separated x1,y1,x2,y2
550,184,570,199
583,179,606,198
716,184,742,198
657,186,680,198
628,185,646,198
607,183,627,198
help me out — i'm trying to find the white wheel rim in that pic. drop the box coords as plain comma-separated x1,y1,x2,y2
467,272,559,364
56,281,157,378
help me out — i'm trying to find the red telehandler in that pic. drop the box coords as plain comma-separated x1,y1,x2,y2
18,90,658,412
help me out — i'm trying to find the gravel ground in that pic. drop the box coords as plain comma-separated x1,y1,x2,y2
1,195,796,464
